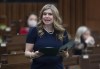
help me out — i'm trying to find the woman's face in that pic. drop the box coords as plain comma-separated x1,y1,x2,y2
42,9,54,25
82,30,91,40
27,14,37,27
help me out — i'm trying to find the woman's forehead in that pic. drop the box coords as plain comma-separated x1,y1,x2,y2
84,30,91,34
29,14,37,18
43,9,52,13
28,15,37,20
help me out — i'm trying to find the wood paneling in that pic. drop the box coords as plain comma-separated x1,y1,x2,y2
0,3,57,27
62,0,70,31
0,3,6,15
82,0,100,44
58,0,85,37
84,0,100,31
0,0,100,38
6,3,12,25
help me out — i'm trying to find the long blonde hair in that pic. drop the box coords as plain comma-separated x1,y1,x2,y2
75,26,90,43
37,4,65,41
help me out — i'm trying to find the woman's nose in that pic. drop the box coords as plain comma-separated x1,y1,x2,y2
45,14,49,17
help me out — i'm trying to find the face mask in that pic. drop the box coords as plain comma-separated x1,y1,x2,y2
28,20,37,27
85,37,95,45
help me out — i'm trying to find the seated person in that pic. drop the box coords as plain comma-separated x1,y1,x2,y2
19,13,37,35
73,26,95,55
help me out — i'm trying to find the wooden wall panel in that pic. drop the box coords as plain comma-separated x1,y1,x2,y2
58,0,63,16
75,0,83,28
82,0,100,44
0,0,100,37
0,3,57,26
19,3,26,19
0,3,7,25
0,3,57,36
6,3,12,25
0,3,6,15
37,3,50,16
12,3,19,21
62,0,70,31
31,3,37,12
70,0,76,37
58,0,85,37
84,0,100,32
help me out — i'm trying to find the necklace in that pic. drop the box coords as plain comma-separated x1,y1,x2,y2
48,31,54,34
44,27,54,34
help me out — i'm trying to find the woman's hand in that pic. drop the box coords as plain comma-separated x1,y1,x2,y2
25,43,44,59
85,36,95,46
31,51,44,59
59,50,69,58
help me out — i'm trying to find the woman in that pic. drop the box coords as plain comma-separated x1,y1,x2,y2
73,26,95,55
19,13,37,35
25,4,69,69
26,13,37,28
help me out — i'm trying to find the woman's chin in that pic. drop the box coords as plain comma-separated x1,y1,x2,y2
44,22,52,25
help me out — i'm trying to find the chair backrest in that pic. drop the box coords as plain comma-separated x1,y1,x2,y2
1,62,31,69
1,53,30,64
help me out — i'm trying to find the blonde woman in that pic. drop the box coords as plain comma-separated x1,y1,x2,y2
25,4,69,69
73,26,95,55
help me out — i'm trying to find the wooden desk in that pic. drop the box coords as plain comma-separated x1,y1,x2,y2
1,53,30,64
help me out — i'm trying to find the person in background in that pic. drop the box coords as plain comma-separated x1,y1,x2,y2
73,26,95,55
25,4,69,69
19,13,37,35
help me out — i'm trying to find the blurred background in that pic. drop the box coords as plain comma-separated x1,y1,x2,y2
0,0,100,69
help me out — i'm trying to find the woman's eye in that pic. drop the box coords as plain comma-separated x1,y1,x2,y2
43,13,53,16
48,13,52,15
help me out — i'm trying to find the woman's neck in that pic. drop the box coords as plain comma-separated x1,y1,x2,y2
43,24,54,32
